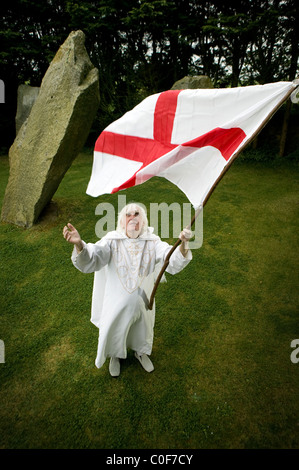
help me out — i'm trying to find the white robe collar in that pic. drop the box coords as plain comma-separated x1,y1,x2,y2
101,227,159,241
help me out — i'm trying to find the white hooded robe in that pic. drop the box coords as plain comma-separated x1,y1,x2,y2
71,228,192,369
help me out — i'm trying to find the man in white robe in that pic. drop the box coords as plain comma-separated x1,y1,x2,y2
63,203,192,377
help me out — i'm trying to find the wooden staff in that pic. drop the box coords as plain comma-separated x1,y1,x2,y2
148,205,201,309
148,83,298,310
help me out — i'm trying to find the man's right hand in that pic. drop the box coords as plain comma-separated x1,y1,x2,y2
63,223,84,253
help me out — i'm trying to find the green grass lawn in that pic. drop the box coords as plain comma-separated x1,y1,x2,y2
0,149,298,449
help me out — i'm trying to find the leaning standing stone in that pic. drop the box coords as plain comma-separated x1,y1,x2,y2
171,75,213,89
1,30,100,228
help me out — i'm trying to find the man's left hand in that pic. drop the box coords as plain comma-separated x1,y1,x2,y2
179,228,192,242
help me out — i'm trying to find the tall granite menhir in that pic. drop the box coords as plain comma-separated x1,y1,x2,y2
1,30,100,228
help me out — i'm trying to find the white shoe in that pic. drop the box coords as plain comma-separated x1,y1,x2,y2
135,352,154,372
109,357,120,377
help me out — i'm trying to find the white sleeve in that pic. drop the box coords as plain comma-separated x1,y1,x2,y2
154,238,192,275
71,239,111,273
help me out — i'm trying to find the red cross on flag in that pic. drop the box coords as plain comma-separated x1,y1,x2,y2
86,81,297,208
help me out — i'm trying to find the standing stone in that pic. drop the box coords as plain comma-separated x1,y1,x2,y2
0,79,4,103
171,75,213,90
15,84,40,135
1,30,100,228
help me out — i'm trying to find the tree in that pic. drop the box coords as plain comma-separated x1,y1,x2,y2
0,0,70,146
278,0,299,156
1,0,298,150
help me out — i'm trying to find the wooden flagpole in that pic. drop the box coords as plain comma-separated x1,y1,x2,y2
147,83,298,310
148,205,202,310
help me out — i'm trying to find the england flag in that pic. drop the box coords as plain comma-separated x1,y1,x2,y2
86,81,298,208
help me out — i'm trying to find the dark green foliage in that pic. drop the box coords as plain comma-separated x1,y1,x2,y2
1,0,298,148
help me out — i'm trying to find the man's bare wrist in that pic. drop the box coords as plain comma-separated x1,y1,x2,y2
180,241,189,257
76,241,84,253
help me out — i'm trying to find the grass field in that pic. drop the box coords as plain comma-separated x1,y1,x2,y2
0,149,298,449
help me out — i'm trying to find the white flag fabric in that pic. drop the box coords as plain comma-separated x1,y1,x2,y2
86,81,298,208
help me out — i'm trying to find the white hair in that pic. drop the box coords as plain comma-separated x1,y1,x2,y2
116,203,148,235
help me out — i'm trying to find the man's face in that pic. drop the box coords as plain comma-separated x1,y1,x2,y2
125,206,143,238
